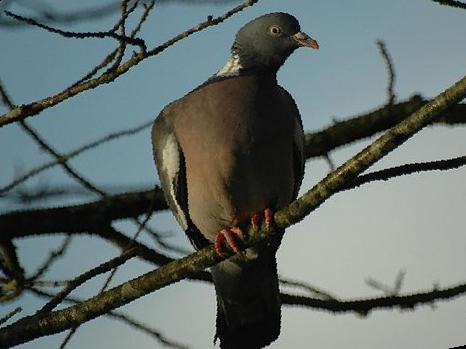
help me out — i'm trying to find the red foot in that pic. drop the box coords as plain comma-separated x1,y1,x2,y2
251,213,261,232
214,227,244,257
250,208,274,232
264,208,273,230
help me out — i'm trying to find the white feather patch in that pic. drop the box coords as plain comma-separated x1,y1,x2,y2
216,54,242,77
161,134,188,229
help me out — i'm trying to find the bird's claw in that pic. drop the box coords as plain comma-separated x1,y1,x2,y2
214,227,244,257
251,208,274,232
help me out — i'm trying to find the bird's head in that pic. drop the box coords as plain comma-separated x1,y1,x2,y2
232,12,319,72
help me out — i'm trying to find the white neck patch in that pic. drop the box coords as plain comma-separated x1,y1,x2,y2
215,53,242,77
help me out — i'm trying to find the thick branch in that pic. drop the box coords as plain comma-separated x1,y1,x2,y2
1,72,465,349
0,190,164,240
304,96,466,158
281,282,466,313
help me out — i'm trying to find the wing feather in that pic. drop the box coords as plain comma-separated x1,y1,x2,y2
151,110,209,249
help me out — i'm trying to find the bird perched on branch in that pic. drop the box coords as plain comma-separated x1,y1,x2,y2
152,12,318,348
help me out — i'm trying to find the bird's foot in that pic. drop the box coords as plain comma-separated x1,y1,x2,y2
214,227,245,257
251,208,274,233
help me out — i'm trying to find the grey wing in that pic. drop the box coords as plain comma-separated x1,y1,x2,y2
278,86,305,199
151,110,210,249
292,109,305,199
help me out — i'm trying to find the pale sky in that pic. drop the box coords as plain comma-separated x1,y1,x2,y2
1,0,465,348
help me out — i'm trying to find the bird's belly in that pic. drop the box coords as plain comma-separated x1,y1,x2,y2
186,130,295,242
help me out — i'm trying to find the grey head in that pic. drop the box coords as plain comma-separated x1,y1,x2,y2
232,12,319,72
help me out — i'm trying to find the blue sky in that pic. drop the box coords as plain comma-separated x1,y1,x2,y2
1,0,466,348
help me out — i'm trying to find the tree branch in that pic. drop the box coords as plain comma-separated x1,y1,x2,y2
0,0,260,128
0,2,121,28
4,10,147,51
431,0,466,10
377,40,396,105
0,189,165,240
342,155,466,190
37,248,138,314
304,95,466,158
29,288,190,349
0,120,152,194
281,281,466,314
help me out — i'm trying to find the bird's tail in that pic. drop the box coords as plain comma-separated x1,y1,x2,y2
212,234,282,349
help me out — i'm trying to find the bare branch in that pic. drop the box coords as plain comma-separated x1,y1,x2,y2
29,236,73,281
0,0,260,128
0,79,15,109
18,120,106,196
37,248,138,314
0,120,151,194
29,288,189,349
69,0,155,88
432,0,466,10
0,241,24,281
0,2,121,28
1,185,148,203
4,10,147,51
343,155,466,190
366,270,406,296
281,281,466,314
304,96,466,158
377,40,396,105
279,277,338,300
0,307,21,326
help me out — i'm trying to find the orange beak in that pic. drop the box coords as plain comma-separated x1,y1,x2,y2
293,32,319,49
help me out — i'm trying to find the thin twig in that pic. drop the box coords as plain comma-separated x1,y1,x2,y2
0,2,120,28
29,288,190,349
4,10,147,51
279,277,338,300
366,270,406,296
0,307,21,326
18,120,106,196
344,155,466,190
69,0,155,88
110,0,139,33
37,248,138,314
0,119,151,195
377,40,396,105
29,236,72,280
0,79,15,109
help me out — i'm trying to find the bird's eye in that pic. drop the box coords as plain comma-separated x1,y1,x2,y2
268,25,282,36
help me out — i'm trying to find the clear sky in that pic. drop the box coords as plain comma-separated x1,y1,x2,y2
1,0,466,348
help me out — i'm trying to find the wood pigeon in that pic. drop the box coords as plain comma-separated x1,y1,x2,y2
151,12,318,348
